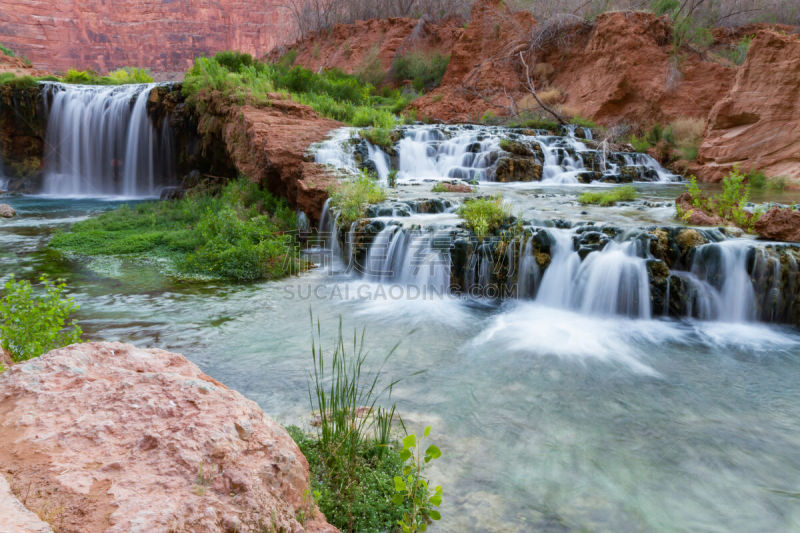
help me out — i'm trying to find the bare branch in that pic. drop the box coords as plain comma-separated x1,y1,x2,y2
518,52,566,125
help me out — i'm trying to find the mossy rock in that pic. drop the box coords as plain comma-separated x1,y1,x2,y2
494,157,542,182
676,228,706,253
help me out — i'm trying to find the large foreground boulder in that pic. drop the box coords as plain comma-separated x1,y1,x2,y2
0,342,336,533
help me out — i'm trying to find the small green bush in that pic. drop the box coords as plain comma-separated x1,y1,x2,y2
359,127,394,149
578,185,637,206
61,67,153,85
0,275,82,362
680,166,762,232
719,35,754,66
0,44,15,57
457,196,512,239
392,51,450,92
431,182,449,193
329,172,387,227
569,116,599,130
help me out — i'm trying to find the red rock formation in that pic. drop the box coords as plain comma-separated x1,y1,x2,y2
267,17,463,78
0,342,337,533
411,0,535,122
0,475,53,533
548,11,735,126
755,207,800,242
195,91,341,222
0,0,294,73
675,192,726,226
696,30,800,182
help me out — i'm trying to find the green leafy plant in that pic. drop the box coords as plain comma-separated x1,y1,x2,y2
392,51,450,92
431,182,449,193
393,427,444,533
388,169,399,188
457,196,512,239
0,275,82,362
680,166,763,232
329,172,387,227
578,185,637,206
0,44,15,57
60,67,153,85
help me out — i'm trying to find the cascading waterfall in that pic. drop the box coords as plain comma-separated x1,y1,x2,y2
314,125,678,185
42,82,175,196
682,240,756,322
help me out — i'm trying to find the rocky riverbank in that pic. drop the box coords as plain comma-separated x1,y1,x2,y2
0,342,336,533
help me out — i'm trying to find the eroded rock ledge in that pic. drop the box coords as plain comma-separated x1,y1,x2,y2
0,342,336,533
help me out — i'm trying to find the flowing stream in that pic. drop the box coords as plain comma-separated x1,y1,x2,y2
2,123,800,532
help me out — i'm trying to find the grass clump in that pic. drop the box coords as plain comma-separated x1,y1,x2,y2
182,52,409,128
392,51,450,92
359,127,394,149
329,172,387,227
0,44,15,57
50,178,303,282
0,275,82,362
578,185,637,206
0,74,39,89
287,316,443,533
457,195,512,239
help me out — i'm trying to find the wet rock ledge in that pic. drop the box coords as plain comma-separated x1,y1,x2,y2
0,342,337,533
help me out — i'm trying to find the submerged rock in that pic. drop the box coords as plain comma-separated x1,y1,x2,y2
0,203,15,218
0,342,335,533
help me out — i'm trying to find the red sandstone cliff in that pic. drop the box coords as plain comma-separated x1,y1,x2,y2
696,30,800,181
0,0,293,73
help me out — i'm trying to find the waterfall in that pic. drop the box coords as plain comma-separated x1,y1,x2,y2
42,83,174,197
685,240,756,322
313,125,678,185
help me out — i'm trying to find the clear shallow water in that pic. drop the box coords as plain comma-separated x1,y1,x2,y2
3,195,800,532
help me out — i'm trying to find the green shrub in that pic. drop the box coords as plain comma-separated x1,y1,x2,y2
329,172,387,227
392,51,450,91
213,50,254,72
431,182,449,193
356,46,386,87
719,35,754,66
0,44,15,57
182,55,408,128
457,196,512,239
628,134,652,152
0,275,82,362
279,48,298,68
61,67,153,85
680,166,762,232
0,74,38,89
105,67,154,84
50,178,301,281
569,116,599,130
359,127,394,149
578,185,637,206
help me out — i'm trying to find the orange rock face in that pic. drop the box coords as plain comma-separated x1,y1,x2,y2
268,17,463,78
0,342,337,533
697,30,800,181
548,11,735,126
755,207,800,242
0,0,294,73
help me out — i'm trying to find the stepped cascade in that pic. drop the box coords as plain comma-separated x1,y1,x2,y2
42,83,175,197
315,125,800,326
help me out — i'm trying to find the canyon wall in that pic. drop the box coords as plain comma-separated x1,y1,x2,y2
0,0,294,74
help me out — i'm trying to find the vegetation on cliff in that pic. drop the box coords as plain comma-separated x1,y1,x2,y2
0,275,82,362
182,51,409,128
50,179,303,282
